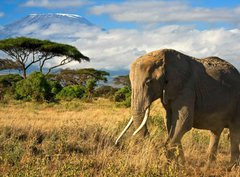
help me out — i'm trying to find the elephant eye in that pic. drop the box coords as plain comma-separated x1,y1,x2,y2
145,79,152,86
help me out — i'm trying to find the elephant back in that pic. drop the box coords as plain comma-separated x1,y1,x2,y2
198,56,240,89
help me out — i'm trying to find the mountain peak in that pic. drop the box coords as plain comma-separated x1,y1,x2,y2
0,13,97,40
29,13,83,19
25,13,92,26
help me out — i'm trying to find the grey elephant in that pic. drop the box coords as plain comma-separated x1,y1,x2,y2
116,49,240,168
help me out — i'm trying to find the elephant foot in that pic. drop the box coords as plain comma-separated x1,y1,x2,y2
227,160,240,172
203,161,214,172
165,146,185,167
203,163,210,172
204,156,217,171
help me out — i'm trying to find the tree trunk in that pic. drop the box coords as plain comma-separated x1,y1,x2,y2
23,68,27,79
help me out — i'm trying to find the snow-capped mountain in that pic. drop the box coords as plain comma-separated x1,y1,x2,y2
0,13,145,73
0,13,102,42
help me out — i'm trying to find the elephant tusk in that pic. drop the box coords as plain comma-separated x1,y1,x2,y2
133,108,150,136
115,117,133,145
162,89,167,105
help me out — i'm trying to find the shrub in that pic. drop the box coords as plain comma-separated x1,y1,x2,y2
0,74,23,100
0,74,23,87
15,72,51,101
95,85,118,99
114,86,131,107
84,79,96,101
48,80,62,95
56,85,85,101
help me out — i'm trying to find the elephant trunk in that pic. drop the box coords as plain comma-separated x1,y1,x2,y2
115,87,151,144
115,108,150,145
132,107,150,136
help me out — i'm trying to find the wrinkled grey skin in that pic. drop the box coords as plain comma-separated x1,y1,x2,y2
129,49,240,168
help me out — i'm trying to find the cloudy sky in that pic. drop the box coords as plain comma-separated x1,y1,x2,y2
1,0,240,71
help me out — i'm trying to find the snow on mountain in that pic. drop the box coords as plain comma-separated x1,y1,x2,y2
0,13,135,73
0,13,102,42
1,13,240,73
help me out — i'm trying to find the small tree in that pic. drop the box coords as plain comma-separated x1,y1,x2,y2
85,79,97,100
56,85,85,101
0,74,23,87
114,86,131,107
48,80,62,96
15,72,51,101
0,74,23,100
113,75,130,87
95,85,118,99
0,37,89,78
53,68,109,86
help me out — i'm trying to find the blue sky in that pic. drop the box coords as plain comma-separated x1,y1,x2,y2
0,0,240,70
1,0,240,29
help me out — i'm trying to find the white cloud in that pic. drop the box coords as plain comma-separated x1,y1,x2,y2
23,0,89,8
68,26,240,71
0,12,4,17
19,24,40,34
90,1,240,25
7,17,240,72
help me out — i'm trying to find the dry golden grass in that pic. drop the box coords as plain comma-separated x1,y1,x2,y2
0,99,129,129
0,98,239,176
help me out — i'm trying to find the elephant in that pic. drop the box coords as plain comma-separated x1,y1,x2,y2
115,49,240,168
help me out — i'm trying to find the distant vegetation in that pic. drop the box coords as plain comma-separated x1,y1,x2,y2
0,71,131,106
0,37,131,106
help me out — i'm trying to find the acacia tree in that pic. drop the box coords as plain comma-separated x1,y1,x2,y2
113,75,130,87
52,68,110,86
0,37,89,78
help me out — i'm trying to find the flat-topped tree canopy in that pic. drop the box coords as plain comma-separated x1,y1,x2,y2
113,75,130,87
0,37,89,78
47,68,109,86
75,68,109,82
0,37,44,51
39,41,89,60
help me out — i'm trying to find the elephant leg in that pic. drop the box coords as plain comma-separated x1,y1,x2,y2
168,110,192,164
205,128,223,170
163,107,172,145
166,91,194,163
177,142,185,163
227,121,240,171
230,128,240,164
165,142,185,165
164,105,172,134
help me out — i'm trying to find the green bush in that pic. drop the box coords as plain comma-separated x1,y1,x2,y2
95,85,118,99
15,72,51,101
0,74,23,100
0,74,23,87
56,85,85,101
48,80,62,95
114,86,131,107
84,79,96,100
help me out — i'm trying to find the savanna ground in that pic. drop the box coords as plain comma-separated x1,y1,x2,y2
0,98,239,176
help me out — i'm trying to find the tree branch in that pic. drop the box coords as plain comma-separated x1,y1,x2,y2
39,53,56,73
46,57,73,75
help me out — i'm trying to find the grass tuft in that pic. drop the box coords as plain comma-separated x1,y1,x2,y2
0,98,239,176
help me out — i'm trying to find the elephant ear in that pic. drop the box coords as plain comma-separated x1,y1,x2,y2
163,50,191,101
